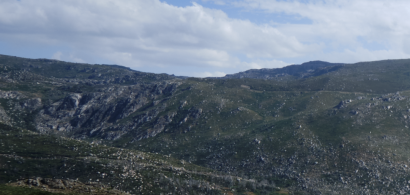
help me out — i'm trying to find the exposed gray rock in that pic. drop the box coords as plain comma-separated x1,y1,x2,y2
136,111,177,140
0,90,25,99
35,81,180,140
19,98,42,109
0,106,11,124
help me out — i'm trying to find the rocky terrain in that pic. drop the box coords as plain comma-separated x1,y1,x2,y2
2,54,410,194
9,177,127,195
224,61,344,80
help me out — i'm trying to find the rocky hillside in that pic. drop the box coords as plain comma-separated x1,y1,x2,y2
224,61,344,80
2,54,410,194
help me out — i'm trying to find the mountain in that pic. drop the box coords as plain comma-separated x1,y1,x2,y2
224,61,344,80
2,54,410,194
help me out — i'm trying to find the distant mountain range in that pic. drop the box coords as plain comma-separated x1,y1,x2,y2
225,61,344,80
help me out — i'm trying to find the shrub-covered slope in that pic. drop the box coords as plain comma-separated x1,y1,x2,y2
2,54,410,194
1,123,281,194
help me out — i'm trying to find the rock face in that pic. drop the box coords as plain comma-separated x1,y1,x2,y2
35,81,181,140
20,98,42,109
334,99,352,109
0,90,25,99
135,111,177,140
0,106,11,125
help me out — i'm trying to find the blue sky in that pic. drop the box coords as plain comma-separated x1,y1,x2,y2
0,0,409,77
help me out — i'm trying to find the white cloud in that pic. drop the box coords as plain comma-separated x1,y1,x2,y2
318,48,410,64
68,54,85,63
52,51,62,60
0,0,317,76
242,59,289,69
193,71,227,77
1,0,409,77
232,0,410,62
201,0,226,5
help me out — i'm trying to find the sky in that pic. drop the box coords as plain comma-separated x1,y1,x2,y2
1,0,410,77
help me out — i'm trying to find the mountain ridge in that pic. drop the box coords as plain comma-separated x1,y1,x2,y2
224,60,345,80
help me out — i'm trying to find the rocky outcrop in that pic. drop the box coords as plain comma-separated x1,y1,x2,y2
19,98,42,110
135,111,177,140
0,90,25,99
334,99,352,109
35,81,180,140
0,106,11,125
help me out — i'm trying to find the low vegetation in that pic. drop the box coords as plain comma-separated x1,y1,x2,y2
2,54,410,194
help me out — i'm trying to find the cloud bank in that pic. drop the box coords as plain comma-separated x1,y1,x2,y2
0,0,409,76
232,0,410,61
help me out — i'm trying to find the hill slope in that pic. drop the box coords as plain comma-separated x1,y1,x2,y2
2,54,410,194
224,61,344,80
